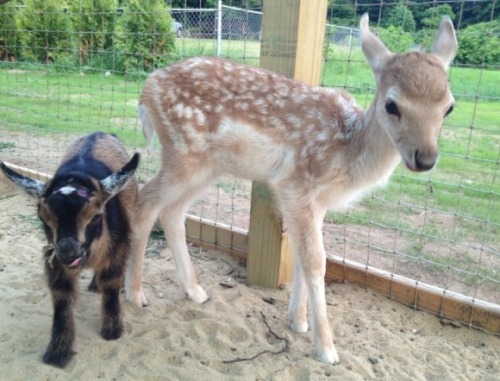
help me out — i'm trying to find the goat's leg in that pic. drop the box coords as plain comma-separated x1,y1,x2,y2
125,175,164,307
97,248,127,340
99,284,123,340
285,205,339,364
43,257,77,367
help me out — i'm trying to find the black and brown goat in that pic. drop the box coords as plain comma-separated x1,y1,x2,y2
0,132,139,367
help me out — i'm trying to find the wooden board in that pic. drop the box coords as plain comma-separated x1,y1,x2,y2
325,254,500,334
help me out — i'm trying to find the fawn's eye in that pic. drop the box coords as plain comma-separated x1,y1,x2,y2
445,104,454,117
385,100,401,119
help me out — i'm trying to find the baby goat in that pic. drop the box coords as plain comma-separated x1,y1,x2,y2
125,15,457,363
0,132,139,367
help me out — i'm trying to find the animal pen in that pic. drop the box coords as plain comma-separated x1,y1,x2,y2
0,0,498,336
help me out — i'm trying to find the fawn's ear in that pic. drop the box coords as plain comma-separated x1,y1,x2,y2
360,13,392,81
431,16,458,70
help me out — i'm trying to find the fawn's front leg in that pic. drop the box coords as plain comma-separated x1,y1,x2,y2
43,255,77,367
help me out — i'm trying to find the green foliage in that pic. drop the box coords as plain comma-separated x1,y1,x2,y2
0,141,15,150
449,0,499,29
17,0,73,63
69,0,118,66
383,4,416,33
421,4,455,30
328,0,356,26
377,25,415,53
455,20,500,66
113,0,176,74
0,0,21,61
170,1,262,9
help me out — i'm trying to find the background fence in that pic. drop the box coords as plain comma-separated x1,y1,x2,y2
0,0,498,332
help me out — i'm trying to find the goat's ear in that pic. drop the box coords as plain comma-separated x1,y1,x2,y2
0,161,45,197
99,153,140,200
431,16,458,71
360,13,391,78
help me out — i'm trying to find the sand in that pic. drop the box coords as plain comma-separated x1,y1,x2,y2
0,177,498,381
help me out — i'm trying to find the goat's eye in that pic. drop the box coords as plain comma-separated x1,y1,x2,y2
385,100,401,118
90,214,102,225
445,104,454,117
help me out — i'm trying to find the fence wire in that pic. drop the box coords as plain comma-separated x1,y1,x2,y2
0,0,498,329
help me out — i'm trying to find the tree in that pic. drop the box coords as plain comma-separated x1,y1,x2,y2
0,0,20,61
69,0,118,66
384,3,416,33
17,0,74,63
455,20,500,66
421,4,455,30
377,25,415,53
327,0,356,27
450,0,499,28
114,0,176,73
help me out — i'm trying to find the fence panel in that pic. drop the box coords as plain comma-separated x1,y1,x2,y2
0,0,498,332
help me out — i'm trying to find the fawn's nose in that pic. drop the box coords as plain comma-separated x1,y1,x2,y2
414,149,438,171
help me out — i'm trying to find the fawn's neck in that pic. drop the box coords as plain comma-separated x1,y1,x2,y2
348,97,402,188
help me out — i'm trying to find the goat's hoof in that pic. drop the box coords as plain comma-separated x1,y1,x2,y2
316,346,340,364
187,285,209,304
43,348,75,367
101,324,123,341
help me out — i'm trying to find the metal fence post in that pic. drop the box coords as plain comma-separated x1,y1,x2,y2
216,0,222,57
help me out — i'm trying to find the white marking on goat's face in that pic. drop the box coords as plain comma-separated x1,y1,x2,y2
57,186,76,195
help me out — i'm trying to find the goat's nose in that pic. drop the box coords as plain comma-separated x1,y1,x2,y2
57,238,79,259
415,150,437,171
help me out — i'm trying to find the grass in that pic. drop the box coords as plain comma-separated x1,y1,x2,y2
175,37,261,65
0,142,15,150
0,69,143,146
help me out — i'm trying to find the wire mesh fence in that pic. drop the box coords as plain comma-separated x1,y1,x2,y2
0,0,498,330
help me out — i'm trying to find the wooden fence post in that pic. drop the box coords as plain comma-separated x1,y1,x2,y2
247,0,328,288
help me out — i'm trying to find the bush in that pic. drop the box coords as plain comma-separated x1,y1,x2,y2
17,0,74,64
383,4,416,33
0,0,21,61
455,20,500,66
421,4,455,30
377,25,415,53
113,0,175,74
69,0,118,67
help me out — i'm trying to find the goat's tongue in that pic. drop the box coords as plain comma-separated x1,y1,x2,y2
67,257,82,268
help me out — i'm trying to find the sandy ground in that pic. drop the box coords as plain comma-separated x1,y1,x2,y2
0,177,498,381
